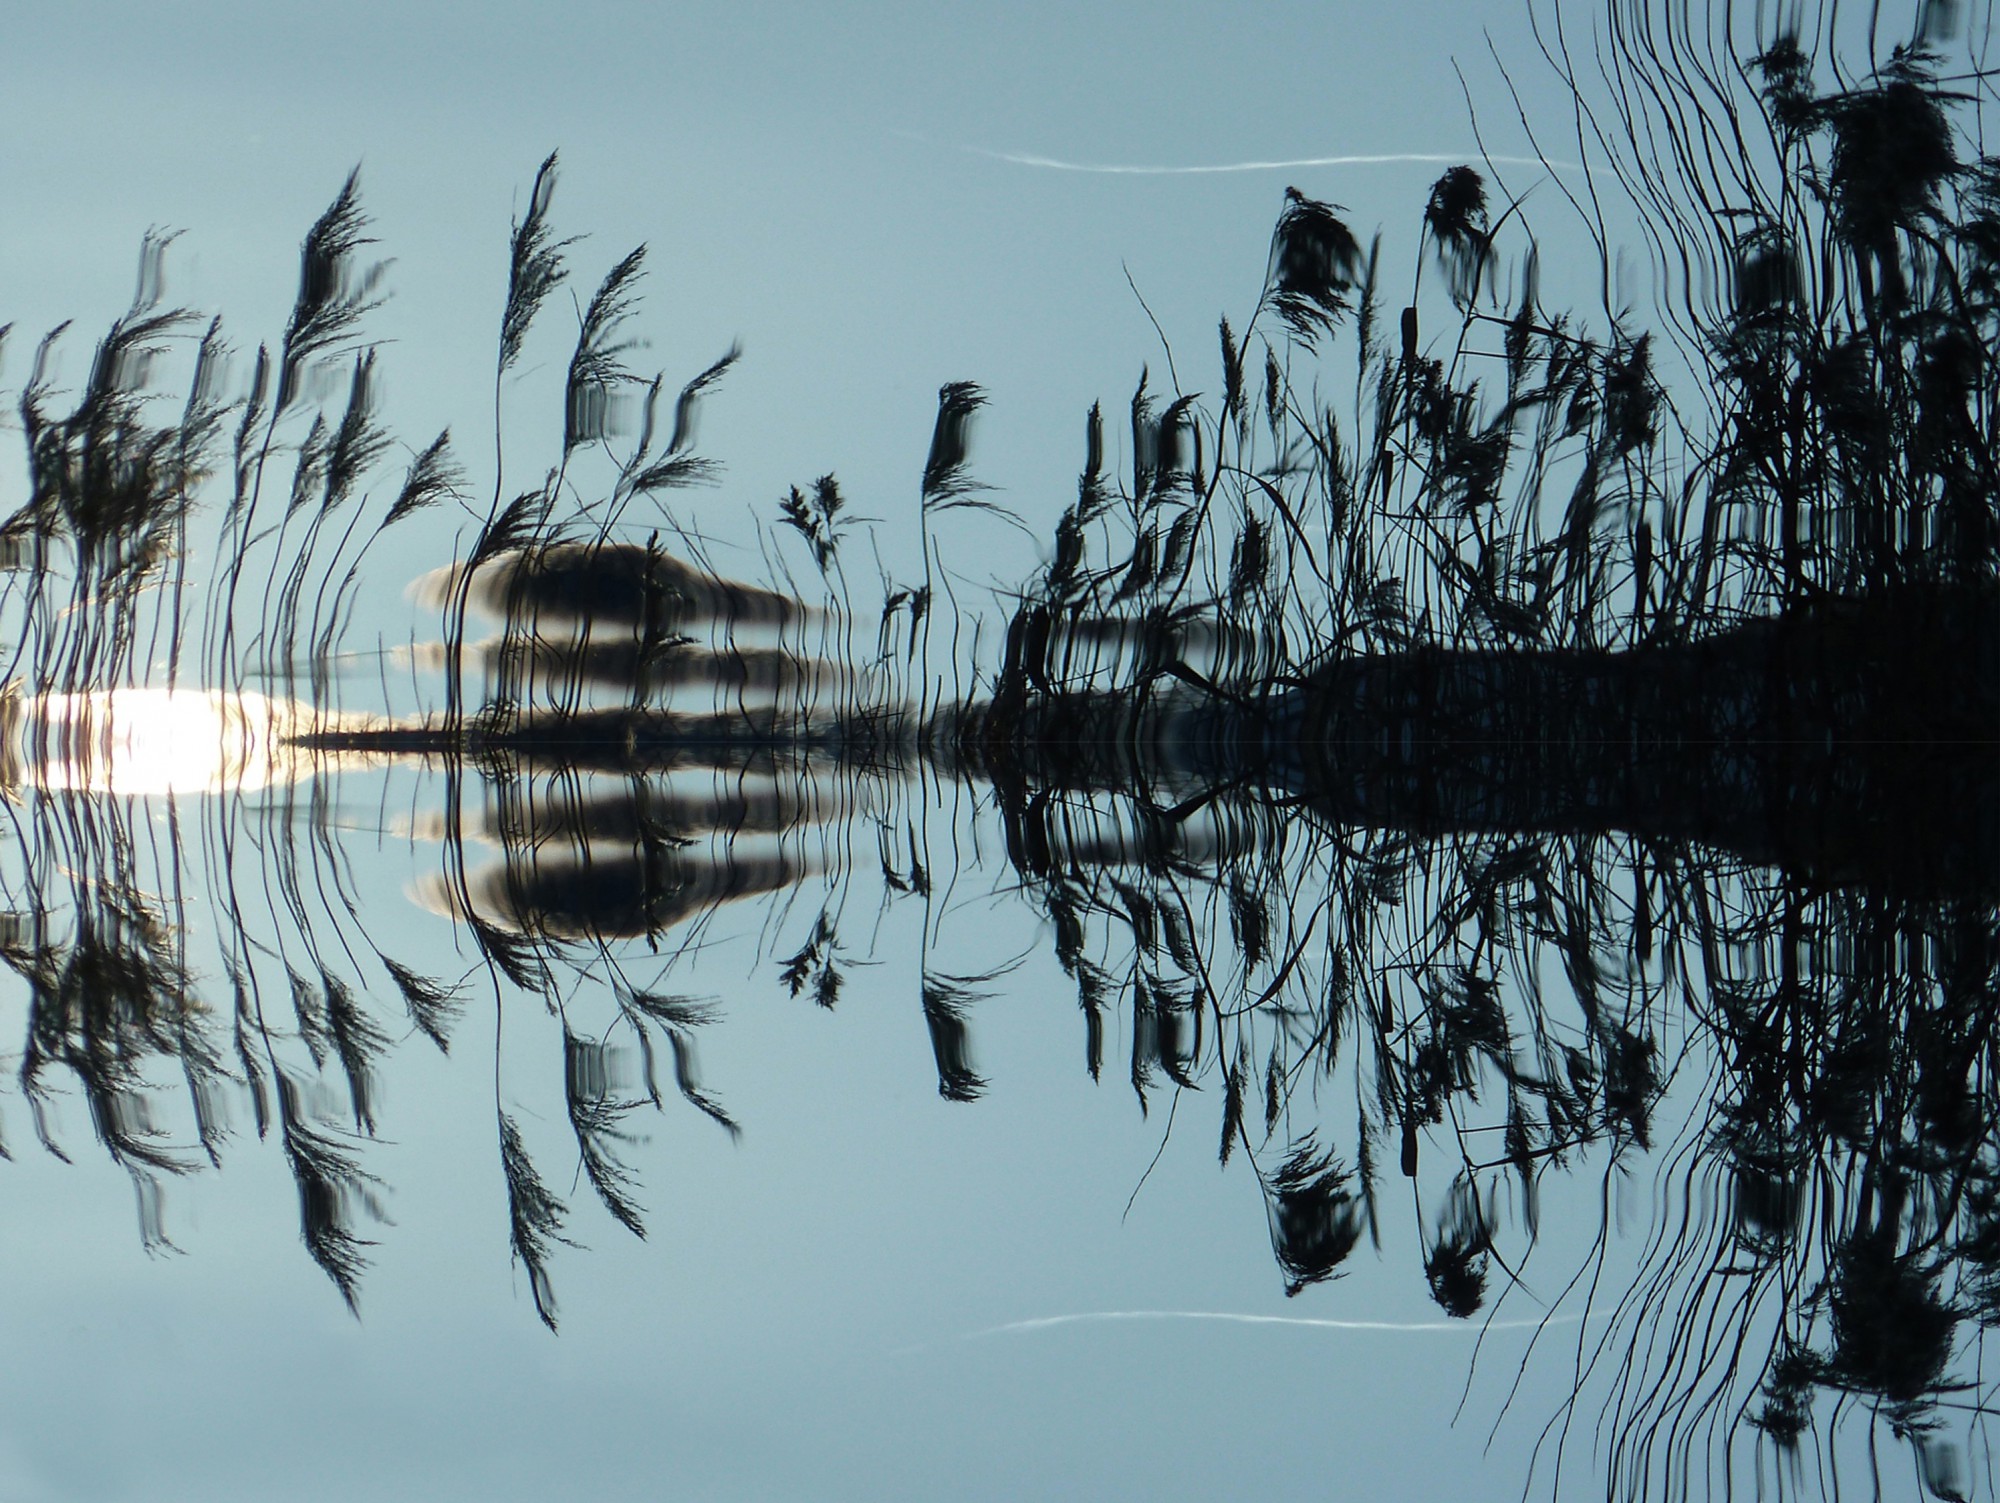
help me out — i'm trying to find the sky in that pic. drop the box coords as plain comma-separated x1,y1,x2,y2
0,3,1944,1499
2,0,1601,611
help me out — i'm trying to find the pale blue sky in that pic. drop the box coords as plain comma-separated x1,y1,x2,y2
3,0,1591,602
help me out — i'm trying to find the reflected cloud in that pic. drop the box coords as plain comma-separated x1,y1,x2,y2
417,832,804,941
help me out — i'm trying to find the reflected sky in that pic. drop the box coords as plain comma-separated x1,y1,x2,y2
0,758,1670,1502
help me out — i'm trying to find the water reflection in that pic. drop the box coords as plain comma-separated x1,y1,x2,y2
418,769,811,940
6,667,1989,1492
10,687,351,794
2,2,1998,1497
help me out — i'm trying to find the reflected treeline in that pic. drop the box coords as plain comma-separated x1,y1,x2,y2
0,0,1996,1498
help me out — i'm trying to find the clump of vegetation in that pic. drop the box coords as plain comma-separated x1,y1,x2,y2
938,0,1999,1494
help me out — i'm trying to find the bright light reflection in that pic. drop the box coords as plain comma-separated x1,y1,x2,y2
19,688,326,795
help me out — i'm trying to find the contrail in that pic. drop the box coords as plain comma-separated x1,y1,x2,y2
963,146,1581,177
967,1309,1584,1338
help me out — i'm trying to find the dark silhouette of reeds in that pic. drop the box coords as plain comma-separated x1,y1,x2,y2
0,163,809,1331
932,1,2000,1489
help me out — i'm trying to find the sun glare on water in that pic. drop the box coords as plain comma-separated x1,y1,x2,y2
13,689,327,796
